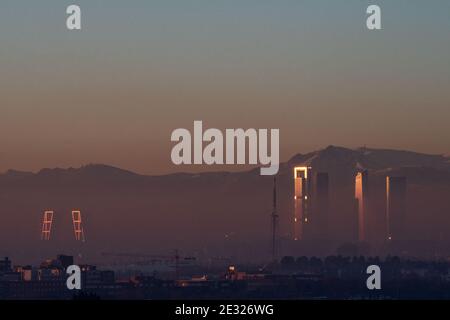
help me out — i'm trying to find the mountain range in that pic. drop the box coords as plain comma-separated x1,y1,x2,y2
1,146,449,264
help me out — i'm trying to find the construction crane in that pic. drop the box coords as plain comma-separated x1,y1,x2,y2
101,250,196,280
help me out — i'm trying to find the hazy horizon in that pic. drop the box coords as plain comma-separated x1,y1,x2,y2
1,1,449,175
1,144,448,176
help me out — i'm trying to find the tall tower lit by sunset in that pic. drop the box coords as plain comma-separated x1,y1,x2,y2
355,171,369,242
41,210,54,241
386,176,407,241
293,166,312,241
72,210,85,242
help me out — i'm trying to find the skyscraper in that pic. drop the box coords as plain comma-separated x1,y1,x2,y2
293,166,312,241
40,210,85,242
41,210,54,241
313,172,329,240
386,176,407,241
72,210,85,242
355,171,369,242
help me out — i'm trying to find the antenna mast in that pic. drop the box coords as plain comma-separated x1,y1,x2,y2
271,177,279,261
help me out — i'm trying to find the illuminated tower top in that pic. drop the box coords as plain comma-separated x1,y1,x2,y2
293,166,312,241
355,171,369,242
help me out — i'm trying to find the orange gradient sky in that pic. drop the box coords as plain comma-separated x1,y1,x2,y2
1,1,449,174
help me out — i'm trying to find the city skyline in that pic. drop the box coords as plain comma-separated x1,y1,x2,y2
1,0,450,306
1,145,449,265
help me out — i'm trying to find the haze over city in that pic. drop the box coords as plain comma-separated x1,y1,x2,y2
1,1,450,304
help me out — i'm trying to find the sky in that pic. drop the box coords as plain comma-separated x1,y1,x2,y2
0,0,449,174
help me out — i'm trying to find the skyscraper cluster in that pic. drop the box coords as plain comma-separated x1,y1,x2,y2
293,166,407,244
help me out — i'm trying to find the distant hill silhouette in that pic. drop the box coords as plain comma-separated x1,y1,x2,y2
0,146,449,264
